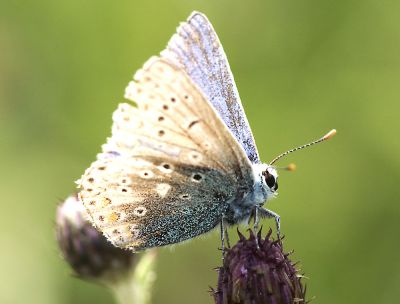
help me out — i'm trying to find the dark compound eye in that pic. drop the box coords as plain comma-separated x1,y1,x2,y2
265,173,276,189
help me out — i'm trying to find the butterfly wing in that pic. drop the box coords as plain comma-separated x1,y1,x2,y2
78,58,254,251
161,11,261,163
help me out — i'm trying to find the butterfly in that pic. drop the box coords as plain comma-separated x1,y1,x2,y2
77,11,335,251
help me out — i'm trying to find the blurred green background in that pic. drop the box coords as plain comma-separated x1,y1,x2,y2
1,0,399,303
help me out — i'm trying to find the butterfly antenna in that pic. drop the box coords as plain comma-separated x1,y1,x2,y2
269,129,336,165
276,163,297,171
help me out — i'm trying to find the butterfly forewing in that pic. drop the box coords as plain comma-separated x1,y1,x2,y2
78,57,254,251
161,12,261,163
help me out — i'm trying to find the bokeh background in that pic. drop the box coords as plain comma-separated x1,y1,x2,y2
1,0,399,303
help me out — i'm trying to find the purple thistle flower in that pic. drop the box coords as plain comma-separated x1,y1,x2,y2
213,229,307,304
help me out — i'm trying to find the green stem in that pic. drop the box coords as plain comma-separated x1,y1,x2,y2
110,250,157,304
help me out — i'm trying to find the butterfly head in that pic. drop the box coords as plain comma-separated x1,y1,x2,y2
262,166,279,193
252,163,279,203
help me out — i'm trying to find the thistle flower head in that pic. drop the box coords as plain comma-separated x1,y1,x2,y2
56,193,135,283
213,229,306,304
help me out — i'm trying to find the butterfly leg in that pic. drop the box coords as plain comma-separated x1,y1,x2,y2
258,207,281,240
253,207,260,249
220,216,231,260
220,218,226,260
224,225,231,249
253,206,260,231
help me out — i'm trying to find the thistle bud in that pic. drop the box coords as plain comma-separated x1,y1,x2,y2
213,229,306,304
56,194,157,304
55,193,136,282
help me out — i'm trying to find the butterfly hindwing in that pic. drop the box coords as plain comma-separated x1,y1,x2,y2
79,155,235,250
161,12,261,163
78,58,254,251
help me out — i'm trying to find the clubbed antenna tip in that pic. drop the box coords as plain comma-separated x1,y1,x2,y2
322,129,337,140
286,163,297,171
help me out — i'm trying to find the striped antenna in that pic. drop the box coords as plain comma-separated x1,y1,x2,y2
269,129,336,165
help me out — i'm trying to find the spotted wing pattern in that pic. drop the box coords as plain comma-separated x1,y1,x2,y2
161,11,260,163
78,57,254,251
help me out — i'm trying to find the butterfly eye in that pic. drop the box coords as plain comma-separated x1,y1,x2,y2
264,173,276,189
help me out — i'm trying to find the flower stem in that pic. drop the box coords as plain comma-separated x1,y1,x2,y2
110,250,157,304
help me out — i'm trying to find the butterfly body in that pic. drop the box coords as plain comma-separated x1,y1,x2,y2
224,164,277,225
78,12,280,251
